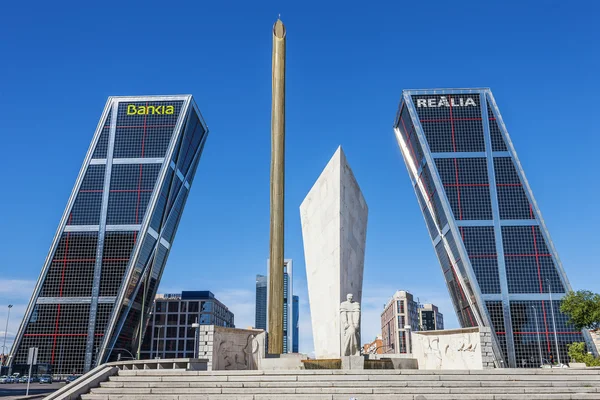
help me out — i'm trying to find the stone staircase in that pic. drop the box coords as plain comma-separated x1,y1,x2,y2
78,369,600,400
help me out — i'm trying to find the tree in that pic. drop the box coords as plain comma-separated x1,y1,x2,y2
560,290,600,331
567,342,600,366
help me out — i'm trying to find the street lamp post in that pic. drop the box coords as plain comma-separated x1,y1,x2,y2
547,279,561,365
2,305,13,365
153,326,164,359
192,318,200,359
531,305,543,367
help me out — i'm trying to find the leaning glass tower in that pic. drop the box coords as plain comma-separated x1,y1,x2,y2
393,88,596,367
8,95,208,374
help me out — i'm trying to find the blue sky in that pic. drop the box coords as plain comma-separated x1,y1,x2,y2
1,0,599,356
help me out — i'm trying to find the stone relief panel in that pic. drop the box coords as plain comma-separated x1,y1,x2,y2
412,328,483,370
212,327,265,371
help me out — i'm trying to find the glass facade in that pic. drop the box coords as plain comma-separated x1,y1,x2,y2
394,88,595,367
262,259,295,353
140,291,234,360
255,275,267,330
292,295,299,353
8,96,209,374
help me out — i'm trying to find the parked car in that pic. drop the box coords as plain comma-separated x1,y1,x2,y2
0,376,13,384
19,376,36,383
39,375,53,384
65,375,80,384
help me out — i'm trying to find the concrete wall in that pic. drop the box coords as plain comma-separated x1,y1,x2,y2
300,146,368,359
198,325,266,371
412,327,495,370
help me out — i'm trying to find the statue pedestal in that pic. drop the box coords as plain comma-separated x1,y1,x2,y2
341,355,365,370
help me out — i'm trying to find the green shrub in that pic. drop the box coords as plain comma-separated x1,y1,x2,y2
568,342,600,367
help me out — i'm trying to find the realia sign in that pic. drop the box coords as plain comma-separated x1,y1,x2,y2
416,97,477,108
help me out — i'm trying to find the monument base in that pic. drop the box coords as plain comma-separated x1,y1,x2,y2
341,355,365,370
366,353,418,369
260,353,308,370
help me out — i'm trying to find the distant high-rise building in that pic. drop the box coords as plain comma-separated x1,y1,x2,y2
380,291,419,354
261,259,295,353
140,291,233,359
292,295,299,353
8,95,208,374
419,303,444,331
393,88,597,366
255,275,267,330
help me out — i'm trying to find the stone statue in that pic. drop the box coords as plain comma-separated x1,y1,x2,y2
340,293,361,356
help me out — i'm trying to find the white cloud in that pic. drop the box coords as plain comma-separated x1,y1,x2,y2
0,279,35,298
211,288,255,330
0,279,36,354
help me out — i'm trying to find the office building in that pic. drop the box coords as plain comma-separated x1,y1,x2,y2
255,275,267,330
380,291,420,354
419,303,444,331
8,96,209,374
292,295,299,353
140,291,234,359
259,259,296,352
393,88,596,367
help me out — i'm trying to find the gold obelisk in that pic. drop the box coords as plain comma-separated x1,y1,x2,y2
268,18,286,355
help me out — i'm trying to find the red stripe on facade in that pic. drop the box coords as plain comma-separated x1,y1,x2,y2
453,158,463,220
24,334,104,337
468,253,552,258
52,225,71,364
445,183,489,187
420,118,483,122
79,189,153,193
114,124,176,129
527,203,551,352
51,258,130,263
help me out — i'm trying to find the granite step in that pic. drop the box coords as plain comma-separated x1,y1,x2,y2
81,394,600,400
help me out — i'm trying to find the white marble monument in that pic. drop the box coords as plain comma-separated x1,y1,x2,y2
300,146,368,359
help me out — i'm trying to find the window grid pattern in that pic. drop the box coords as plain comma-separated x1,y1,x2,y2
99,232,137,297
106,105,209,365
414,184,438,240
416,166,448,231
395,103,425,170
106,164,162,225
92,111,112,159
395,90,584,368
460,226,501,294
113,101,184,159
412,95,485,153
15,304,93,375
509,301,583,368
494,157,533,220
502,226,565,294
173,111,206,176
435,158,492,220
40,232,98,298
139,298,234,359
11,96,209,375
435,241,477,328
68,165,106,225
486,301,508,361
487,104,508,151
